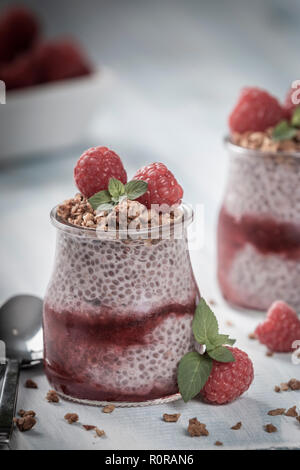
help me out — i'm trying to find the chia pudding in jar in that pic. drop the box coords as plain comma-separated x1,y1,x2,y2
43,149,199,404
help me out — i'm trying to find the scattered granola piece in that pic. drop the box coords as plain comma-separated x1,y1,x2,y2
95,427,105,437
226,320,234,327
274,386,281,393
288,378,300,391
280,383,289,392
248,333,256,340
46,390,59,402
13,416,36,432
285,406,298,417
24,379,38,389
64,413,79,424
264,424,277,433
296,416,300,423
187,418,209,437
268,408,286,416
83,425,96,431
102,404,115,414
18,409,36,418
266,351,274,357
208,299,217,306
215,441,223,446
163,413,181,423
231,421,242,430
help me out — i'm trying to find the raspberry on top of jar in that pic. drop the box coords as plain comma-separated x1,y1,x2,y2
228,85,300,153
57,146,185,235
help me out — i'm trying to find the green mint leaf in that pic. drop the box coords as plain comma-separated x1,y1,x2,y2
108,178,125,199
207,346,235,363
272,120,297,141
209,334,236,349
177,351,213,403
88,190,112,210
192,298,219,347
124,180,148,200
95,202,115,212
291,107,300,128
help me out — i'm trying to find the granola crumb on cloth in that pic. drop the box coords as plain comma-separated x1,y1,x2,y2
95,427,105,437
64,413,79,424
83,425,96,431
285,406,298,417
280,383,289,392
13,416,36,432
264,424,277,433
102,404,115,414
231,421,242,430
18,409,36,417
163,413,181,423
187,418,209,437
268,409,286,416
288,378,300,390
24,378,38,389
46,389,59,403
214,441,223,446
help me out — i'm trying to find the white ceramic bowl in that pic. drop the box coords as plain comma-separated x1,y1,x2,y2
0,67,112,161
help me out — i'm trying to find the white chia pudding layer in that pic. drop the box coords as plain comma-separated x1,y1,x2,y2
224,150,300,223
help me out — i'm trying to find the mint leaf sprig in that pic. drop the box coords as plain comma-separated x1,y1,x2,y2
88,178,148,212
272,107,300,141
177,298,236,403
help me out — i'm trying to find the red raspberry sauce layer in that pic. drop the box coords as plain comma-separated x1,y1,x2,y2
43,301,196,402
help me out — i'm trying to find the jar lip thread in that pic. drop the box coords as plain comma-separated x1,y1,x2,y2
224,135,300,159
50,202,194,240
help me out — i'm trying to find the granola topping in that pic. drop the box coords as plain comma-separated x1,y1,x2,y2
231,128,300,153
57,193,183,232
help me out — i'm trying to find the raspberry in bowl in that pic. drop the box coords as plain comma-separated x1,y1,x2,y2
218,86,300,311
43,147,199,404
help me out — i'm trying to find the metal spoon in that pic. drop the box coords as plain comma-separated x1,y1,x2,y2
0,295,43,444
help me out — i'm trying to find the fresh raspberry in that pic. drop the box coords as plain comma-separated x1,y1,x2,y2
74,146,127,198
255,301,300,352
0,6,39,63
201,347,254,405
284,84,300,119
229,87,285,133
133,162,183,209
35,39,92,83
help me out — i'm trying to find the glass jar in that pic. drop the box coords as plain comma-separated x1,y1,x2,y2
217,138,300,311
43,204,199,404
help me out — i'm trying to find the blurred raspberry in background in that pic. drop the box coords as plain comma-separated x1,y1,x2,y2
0,5,92,91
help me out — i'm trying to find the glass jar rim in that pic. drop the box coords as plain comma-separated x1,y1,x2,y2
50,202,194,240
224,135,300,160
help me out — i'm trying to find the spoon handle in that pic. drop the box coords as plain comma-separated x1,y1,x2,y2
0,359,19,444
